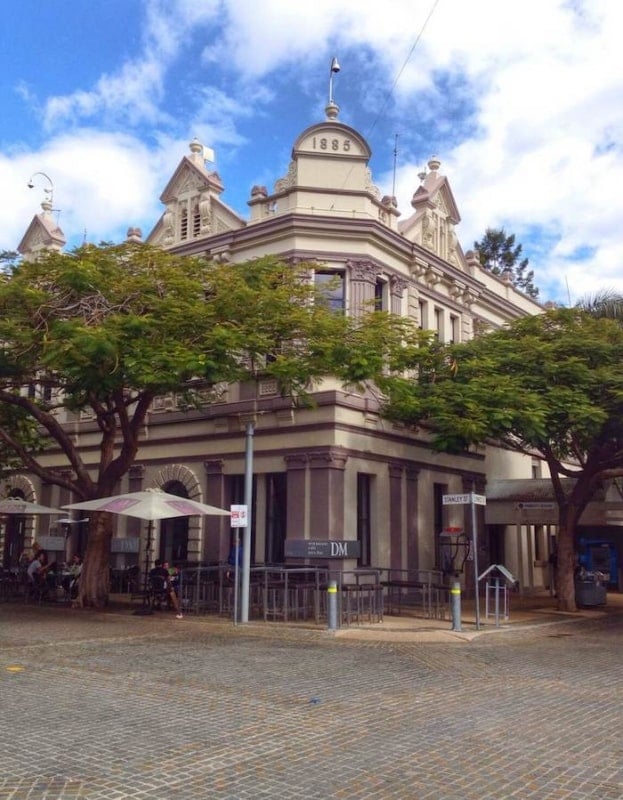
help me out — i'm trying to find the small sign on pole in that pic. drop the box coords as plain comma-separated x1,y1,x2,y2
443,493,486,506
230,504,248,527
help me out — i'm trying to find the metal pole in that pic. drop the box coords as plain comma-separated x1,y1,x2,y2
240,420,254,623
327,580,338,630
450,580,462,632
471,493,481,630
232,529,239,625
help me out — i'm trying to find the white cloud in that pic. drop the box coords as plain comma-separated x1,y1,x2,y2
0,131,166,252
5,0,623,305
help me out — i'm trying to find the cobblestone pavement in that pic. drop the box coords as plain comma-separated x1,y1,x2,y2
2,603,623,799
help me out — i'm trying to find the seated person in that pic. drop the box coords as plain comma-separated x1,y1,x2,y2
26,550,52,597
62,553,82,599
149,559,182,618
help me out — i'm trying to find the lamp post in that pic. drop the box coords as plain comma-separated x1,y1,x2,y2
240,416,255,623
27,171,54,206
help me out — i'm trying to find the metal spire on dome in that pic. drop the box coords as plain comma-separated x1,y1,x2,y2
326,56,341,120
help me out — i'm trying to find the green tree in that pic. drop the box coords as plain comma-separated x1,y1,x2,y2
474,227,539,298
576,289,623,321
0,250,19,271
380,307,623,611
0,243,417,607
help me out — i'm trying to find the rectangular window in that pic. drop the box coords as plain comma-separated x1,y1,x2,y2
374,278,388,312
357,473,372,567
265,473,287,564
449,315,459,344
434,307,443,340
418,299,428,330
315,270,345,312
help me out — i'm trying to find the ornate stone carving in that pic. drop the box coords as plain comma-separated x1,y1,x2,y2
348,259,379,284
274,162,297,193
389,275,409,298
162,206,175,244
198,192,211,233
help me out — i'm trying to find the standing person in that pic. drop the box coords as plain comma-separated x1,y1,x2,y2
149,559,183,619
226,536,242,582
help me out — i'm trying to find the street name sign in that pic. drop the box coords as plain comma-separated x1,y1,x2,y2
443,493,486,506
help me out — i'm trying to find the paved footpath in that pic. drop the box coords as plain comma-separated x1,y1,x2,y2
2,600,623,800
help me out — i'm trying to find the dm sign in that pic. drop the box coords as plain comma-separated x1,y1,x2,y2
284,540,361,559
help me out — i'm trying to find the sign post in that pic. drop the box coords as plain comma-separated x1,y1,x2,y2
443,492,486,630
230,504,247,625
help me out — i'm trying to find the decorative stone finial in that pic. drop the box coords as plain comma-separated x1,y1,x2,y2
325,101,339,120
428,155,441,172
126,227,143,243
189,138,203,155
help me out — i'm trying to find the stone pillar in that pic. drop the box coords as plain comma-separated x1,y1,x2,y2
348,260,379,317
388,463,404,570
308,448,348,539
285,453,308,542
126,465,145,539
390,276,409,315
406,467,420,572
204,460,226,562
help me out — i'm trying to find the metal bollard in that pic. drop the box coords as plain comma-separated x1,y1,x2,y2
450,580,462,632
327,580,339,630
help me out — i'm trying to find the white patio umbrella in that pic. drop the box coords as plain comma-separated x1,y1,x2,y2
63,489,231,604
0,498,64,515
62,489,230,520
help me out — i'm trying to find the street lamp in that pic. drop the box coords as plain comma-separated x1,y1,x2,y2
27,171,54,206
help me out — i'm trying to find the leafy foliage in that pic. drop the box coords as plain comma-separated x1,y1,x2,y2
474,227,539,298
0,243,419,605
380,307,623,610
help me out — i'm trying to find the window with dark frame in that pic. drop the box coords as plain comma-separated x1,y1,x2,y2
314,270,345,312
357,473,372,567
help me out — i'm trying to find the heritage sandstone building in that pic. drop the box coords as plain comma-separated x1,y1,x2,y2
9,99,573,593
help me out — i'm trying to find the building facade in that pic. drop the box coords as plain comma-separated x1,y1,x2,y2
8,100,568,592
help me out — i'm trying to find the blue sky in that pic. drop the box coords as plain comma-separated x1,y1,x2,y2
1,0,621,304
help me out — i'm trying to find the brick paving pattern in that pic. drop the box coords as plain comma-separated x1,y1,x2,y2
1,604,623,799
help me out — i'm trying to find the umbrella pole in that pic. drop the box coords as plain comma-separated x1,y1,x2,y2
143,520,153,594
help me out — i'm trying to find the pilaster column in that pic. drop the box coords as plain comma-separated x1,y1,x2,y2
348,260,380,317
406,467,420,571
285,453,308,541
204,459,226,562
308,448,348,540
388,463,404,569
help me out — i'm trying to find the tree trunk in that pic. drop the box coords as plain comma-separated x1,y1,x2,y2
76,511,113,608
556,512,577,613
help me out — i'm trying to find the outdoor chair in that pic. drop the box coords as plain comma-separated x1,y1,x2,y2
148,575,169,610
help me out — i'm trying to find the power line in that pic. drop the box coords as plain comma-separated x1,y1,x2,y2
365,0,441,140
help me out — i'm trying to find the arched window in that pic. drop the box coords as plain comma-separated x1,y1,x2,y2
159,480,189,565
3,490,26,569
192,205,201,237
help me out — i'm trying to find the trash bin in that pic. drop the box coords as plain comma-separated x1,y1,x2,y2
574,574,607,607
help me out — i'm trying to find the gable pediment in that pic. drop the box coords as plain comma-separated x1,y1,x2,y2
17,209,66,258
159,157,213,204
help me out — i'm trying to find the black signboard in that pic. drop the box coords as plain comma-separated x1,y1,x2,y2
284,539,361,559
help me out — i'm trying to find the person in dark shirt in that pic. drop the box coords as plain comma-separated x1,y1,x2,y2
149,559,182,618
